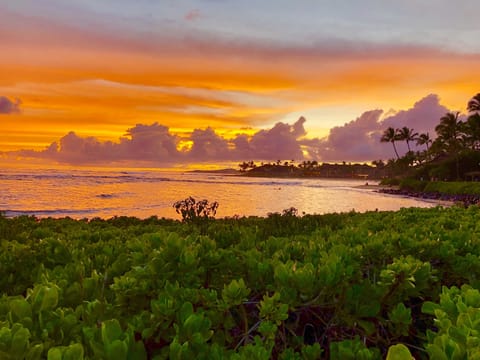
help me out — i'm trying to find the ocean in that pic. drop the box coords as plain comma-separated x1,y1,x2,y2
0,167,437,219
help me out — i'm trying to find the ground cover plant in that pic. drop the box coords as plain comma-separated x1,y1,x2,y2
1,205,480,359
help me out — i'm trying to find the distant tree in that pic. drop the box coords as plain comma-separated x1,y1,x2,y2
238,161,249,172
465,94,480,149
434,112,465,179
372,159,385,168
397,127,418,152
464,113,480,150
416,132,432,151
380,127,400,159
467,93,480,112
434,112,464,151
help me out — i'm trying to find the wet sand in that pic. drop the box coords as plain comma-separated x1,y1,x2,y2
354,184,399,190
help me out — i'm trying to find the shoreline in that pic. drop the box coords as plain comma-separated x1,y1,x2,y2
373,187,480,207
354,184,398,190
354,184,455,207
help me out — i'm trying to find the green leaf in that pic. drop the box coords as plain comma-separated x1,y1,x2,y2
464,288,480,307
258,321,277,339
0,327,12,346
10,299,32,320
357,302,381,318
102,319,124,345
421,301,437,315
426,344,449,360
222,278,250,307
390,303,411,323
40,286,59,312
301,343,322,360
386,344,412,360
47,348,63,360
105,339,128,360
10,326,30,356
357,320,376,335
26,343,44,360
63,343,84,360
448,326,467,345
179,302,194,324
330,341,355,360
127,339,147,360
259,293,289,324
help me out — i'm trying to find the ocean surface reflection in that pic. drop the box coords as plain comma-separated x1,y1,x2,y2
0,168,437,219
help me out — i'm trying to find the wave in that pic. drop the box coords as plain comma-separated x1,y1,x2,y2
0,171,313,188
2,208,99,218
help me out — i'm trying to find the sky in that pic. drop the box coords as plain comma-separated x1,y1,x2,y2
1,0,479,167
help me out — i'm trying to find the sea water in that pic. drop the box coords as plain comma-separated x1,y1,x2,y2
0,167,436,219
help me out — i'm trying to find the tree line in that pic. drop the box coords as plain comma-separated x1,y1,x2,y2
378,93,480,180
238,93,480,181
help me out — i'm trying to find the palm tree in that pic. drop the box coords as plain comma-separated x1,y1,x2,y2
467,93,480,112
464,113,480,150
380,127,400,159
435,112,464,150
238,161,249,172
416,132,432,151
397,126,418,152
434,112,465,179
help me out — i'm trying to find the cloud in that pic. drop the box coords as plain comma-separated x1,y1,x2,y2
185,9,201,21
309,94,450,162
0,96,21,114
123,123,180,161
18,123,180,165
307,110,384,162
382,94,449,135
11,95,453,165
14,116,308,165
244,117,306,160
189,127,230,160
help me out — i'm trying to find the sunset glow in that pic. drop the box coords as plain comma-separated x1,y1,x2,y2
1,0,479,165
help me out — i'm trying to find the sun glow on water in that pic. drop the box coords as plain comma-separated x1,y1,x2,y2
0,168,436,220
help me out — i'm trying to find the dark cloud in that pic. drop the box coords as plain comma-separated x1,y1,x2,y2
0,96,21,114
12,95,453,165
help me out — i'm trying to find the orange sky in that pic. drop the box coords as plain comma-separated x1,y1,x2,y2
1,1,479,161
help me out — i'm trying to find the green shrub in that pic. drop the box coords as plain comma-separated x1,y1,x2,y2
173,197,219,222
2,207,480,358
379,178,401,186
399,178,427,191
424,181,480,195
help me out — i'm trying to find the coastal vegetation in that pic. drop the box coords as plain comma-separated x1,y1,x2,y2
2,206,480,359
239,93,480,184
238,160,382,180
379,93,480,182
